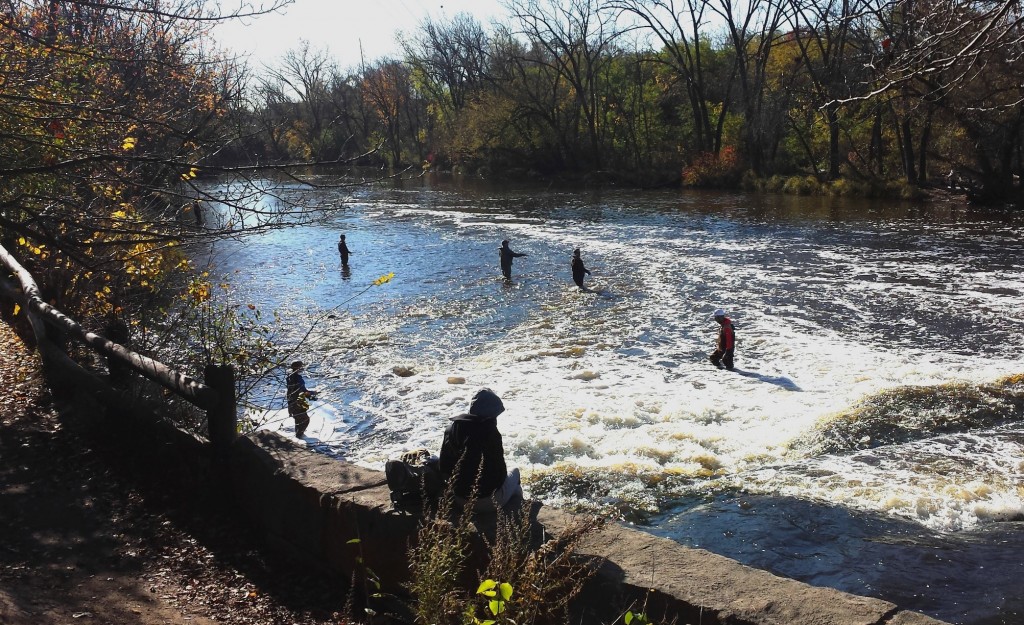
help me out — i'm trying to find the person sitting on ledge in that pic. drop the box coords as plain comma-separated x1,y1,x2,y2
439,387,523,511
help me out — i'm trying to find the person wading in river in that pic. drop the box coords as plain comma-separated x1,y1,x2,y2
286,360,317,438
338,234,352,267
570,247,591,288
709,309,736,371
499,239,527,280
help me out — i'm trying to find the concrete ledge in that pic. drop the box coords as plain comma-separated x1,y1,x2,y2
229,432,950,625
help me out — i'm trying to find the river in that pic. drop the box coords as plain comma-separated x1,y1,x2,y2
198,174,1024,624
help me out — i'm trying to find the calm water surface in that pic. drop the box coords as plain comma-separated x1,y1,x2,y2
198,175,1024,624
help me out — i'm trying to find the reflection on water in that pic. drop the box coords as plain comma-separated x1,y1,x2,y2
199,174,1024,624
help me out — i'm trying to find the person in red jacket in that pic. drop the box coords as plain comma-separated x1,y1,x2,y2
709,309,736,370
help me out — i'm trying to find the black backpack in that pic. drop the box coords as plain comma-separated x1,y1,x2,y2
385,451,442,508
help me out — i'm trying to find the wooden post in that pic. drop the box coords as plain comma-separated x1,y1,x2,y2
204,363,236,456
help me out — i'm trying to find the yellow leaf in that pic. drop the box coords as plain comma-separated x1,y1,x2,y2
13,304,20,316
372,272,395,286
122,136,137,151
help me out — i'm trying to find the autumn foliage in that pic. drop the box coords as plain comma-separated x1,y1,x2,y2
681,147,741,188
0,1,235,320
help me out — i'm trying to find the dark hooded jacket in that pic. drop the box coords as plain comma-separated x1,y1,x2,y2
439,389,507,498
338,237,351,262
499,244,525,276
570,254,590,287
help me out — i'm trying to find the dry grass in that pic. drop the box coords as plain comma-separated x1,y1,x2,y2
407,474,602,625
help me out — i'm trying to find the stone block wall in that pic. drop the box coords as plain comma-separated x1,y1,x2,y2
227,431,949,625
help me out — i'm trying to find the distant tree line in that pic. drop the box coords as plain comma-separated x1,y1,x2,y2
230,0,1024,202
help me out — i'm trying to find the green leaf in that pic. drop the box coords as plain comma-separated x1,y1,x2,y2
499,582,513,601
625,612,634,625
477,579,498,597
346,538,361,544
488,599,505,615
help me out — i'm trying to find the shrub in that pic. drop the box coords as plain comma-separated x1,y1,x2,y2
765,174,787,192
827,178,876,197
885,180,924,200
479,507,601,624
739,169,761,191
681,146,741,187
782,175,822,195
407,478,601,625
407,481,476,625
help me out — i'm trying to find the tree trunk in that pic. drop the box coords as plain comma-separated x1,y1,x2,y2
900,116,917,184
870,107,884,177
917,110,932,184
827,106,841,180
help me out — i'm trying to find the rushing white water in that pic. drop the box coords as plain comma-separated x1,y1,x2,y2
199,177,1024,622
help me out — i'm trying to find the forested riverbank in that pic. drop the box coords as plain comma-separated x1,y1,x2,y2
225,0,1024,203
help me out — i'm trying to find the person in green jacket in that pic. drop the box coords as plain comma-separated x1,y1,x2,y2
286,361,317,438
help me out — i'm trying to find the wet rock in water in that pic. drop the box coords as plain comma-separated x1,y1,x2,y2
392,366,416,377
447,376,466,384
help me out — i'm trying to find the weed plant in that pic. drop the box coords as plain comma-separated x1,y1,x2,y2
478,504,601,624
407,470,602,625
407,477,478,624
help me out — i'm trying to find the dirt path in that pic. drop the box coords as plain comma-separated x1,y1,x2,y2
0,322,350,625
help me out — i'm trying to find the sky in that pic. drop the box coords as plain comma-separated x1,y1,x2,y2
213,0,507,69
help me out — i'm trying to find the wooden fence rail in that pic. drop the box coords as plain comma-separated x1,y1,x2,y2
0,242,236,451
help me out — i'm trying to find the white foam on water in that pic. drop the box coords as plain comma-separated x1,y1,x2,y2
255,402,349,445
732,430,1024,532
